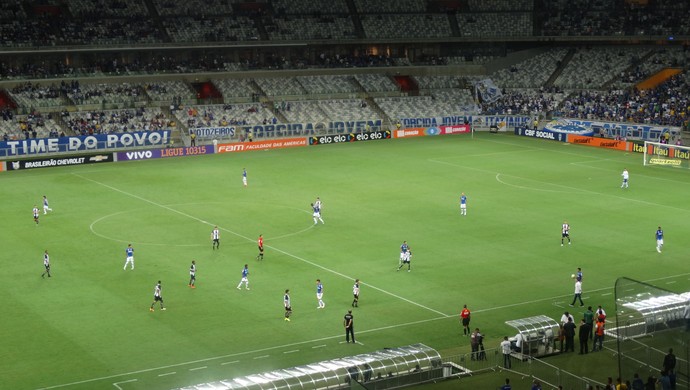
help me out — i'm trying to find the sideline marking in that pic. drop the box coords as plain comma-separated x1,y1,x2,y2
253,355,270,360
189,366,207,371
112,379,137,389
312,345,327,349
157,372,176,377
221,361,239,366
283,350,299,354
75,173,449,318
38,271,690,390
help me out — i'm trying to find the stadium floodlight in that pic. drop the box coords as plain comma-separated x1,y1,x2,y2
643,141,690,168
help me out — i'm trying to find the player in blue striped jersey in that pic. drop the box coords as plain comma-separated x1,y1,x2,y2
312,201,324,225
316,279,325,308
656,226,664,253
398,241,411,272
237,264,249,290
123,244,134,270
460,193,467,216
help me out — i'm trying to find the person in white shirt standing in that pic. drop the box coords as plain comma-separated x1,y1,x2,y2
570,280,584,307
500,336,512,368
621,168,629,188
42,195,53,214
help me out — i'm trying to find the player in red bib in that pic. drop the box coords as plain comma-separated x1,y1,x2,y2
460,304,471,336
256,234,264,260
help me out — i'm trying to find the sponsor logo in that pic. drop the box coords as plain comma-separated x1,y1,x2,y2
218,138,307,153
7,153,114,170
218,144,245,153
516,128,566,142
439,125,471,135
310,131,391,145
89,155,110,162
394,128,425,138
649,158,682,166
674,149,690,160
125,151,154,160
567,135,628,151
425,127,440,136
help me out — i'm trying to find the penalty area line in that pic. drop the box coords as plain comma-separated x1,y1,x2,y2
112,379,137,390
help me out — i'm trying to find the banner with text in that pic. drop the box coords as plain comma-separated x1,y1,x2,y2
5,153,114,170
555,119,680,141
116,145,214,161
217,138,307,153
0,131,171,158
309,130,391,145
514,127,568,142
400,115,530,131
566,135,629,151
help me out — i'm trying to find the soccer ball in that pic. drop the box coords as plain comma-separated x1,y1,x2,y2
571,274,575,279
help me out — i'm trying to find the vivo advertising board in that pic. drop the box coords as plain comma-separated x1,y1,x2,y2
116,145,214,161
0,131,171,158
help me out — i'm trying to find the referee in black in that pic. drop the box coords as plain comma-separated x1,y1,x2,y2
344,310,355,343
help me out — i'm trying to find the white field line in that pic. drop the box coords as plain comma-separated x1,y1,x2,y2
428,159,690,213
112,379,136,390
74,173,449,318
37,272,690,390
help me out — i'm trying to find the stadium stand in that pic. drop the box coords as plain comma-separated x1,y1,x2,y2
554,46,652,90
361,14,452,39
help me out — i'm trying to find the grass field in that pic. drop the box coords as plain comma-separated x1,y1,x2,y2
3,132,690,390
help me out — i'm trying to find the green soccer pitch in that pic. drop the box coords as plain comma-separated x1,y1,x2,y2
3,132,689,390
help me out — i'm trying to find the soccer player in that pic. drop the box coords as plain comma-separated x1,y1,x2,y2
460,193,467,216
42,195,53,214
460,304,471,336
314,197,322,209
211,226,220,250
149,280,166,311
397,241,411,271
352,279,360,308
284,289,292,321
33,205,39,225
561,221,571,246
237,264,249,290
242,168,247,187
41,250,51,278
256,234,264,260
311,202,324,225
574,267,583,282
621,168,629,188
656,226,664,253
189,260,196,288
316,279,325,308
123,244,134,270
